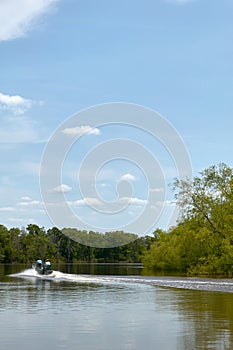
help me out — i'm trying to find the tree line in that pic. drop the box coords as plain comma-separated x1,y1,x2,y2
2,163,233,275
142,163,233,276
0,224,153,264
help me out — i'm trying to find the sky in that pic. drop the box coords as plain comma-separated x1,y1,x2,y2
0,0,233,236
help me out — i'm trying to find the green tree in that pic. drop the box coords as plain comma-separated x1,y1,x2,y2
0,225,10,262
143,163,233,275
174,163,233,239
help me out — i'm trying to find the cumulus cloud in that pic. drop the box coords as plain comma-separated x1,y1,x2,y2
73,198,102,206
0,206,15,212
72,196,147,207
0,0,59,41
50,184,72,193
62,125,100,136
0,92,46,143
21,196,32,201
120,173,136,181
150,187,164,193
18,200,42,207
8,217,35,224
99,183,110,188
124,197,147,205
0,92,33,114
165,0,195,4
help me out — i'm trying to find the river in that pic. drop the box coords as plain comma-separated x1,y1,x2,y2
1,264,233,350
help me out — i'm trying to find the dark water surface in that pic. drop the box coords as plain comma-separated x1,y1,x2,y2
1,264,233,350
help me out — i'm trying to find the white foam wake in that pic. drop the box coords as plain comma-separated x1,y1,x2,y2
10,269,233,293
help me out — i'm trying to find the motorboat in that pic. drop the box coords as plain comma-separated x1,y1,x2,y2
35,265,53,275
34,259,53,275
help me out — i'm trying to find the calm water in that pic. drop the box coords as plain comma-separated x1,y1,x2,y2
1,264,233,350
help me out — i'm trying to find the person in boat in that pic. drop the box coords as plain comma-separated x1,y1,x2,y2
44,259,51,272
36,259,43,269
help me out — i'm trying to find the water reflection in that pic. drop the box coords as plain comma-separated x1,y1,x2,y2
1,265,233,350
155,288,233,349
55,262,144,275
177,290,233,349
0,263,28,277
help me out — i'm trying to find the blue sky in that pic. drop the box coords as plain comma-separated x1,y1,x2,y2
0,0,233,235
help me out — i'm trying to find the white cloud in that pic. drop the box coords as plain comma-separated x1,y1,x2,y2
50,184,72,193
165,200,176,207
73,198,102,206
62,125,100,136
120,173,136,181
8,217,35,224
0,92,33,114
0,92,46,144
72,196,147,207
99,183,110,188
121,197,147,205
18,200,41,207
21,196,32,201
0,206,15,212
150,187,164,193
165,0,195,4
0,0,59,41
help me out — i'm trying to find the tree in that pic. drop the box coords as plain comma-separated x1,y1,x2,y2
0,225,9,262
173,163,233,239
143,163,233,275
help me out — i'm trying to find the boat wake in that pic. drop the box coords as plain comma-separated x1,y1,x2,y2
11,269,233,293
11,268,57,280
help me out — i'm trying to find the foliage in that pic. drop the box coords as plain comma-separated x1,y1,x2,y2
142,163,233,276
2,163,233,275
0,224,152,264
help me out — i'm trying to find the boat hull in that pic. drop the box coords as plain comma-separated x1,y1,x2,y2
35,266,53,275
